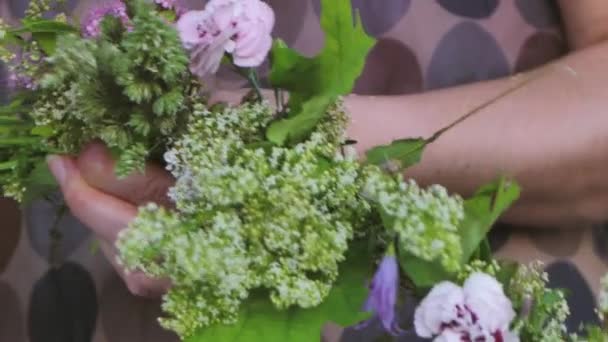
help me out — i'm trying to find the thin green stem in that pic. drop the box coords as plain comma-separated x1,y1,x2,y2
274,88,281,111
427,69,546,144
49,203,67,268
247,68,263,102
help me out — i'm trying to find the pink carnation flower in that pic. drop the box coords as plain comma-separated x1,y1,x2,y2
414,273,518,342
82,1,131,38
176,0,275,77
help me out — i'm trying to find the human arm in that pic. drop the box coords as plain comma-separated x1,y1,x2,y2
48,1,608,297
345,0,608,228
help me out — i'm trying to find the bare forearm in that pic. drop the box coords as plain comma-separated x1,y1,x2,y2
346,42,608,228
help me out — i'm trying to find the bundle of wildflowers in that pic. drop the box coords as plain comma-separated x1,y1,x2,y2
0,0,199,201
2,0,607,341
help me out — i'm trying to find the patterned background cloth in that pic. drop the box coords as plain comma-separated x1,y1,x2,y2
0,0,606,341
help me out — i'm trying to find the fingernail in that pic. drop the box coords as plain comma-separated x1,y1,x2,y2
47,155,67,186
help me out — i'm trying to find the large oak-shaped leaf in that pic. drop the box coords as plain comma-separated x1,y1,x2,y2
186,243,373,342
266,0,375,146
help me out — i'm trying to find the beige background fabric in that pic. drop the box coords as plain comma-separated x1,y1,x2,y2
0,1,605,341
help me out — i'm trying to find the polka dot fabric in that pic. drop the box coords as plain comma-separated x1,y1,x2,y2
0,1,603,341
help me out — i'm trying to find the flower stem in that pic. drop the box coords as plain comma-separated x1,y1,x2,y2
274,87,281,111
246,68,263,102
426,68,547,144
49,203,67,268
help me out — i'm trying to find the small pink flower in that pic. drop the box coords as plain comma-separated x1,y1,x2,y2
82,1,131,38
155,0,177,10
176,0,275,77
414,273,518,342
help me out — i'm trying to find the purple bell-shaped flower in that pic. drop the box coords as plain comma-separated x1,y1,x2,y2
360,245,403,336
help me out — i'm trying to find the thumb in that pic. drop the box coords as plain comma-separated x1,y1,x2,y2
47,155,137,242
76,142,175,208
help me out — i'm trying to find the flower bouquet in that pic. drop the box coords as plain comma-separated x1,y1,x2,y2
1,0,607,341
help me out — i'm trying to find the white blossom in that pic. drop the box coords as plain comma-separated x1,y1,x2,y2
415,272,518,342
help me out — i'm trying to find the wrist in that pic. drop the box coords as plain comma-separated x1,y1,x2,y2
343,93,433,157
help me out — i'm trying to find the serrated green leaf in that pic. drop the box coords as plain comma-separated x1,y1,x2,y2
459,177,520,264
266,0,375,145
266,96,333,145
269,1,374,98
186,242,372,342
22,160,59,204
365,138,426,169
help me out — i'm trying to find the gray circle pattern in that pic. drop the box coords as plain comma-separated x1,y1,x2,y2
25,197,91,263
312,0,412,37
426,22,510,90
436,0,499,19
515,0,561,29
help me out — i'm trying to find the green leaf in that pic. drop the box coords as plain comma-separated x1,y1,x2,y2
582,325,607,342
266,0,375,145
244,141,274,152
269,1,374,98
398,178,520,289
0,32,26,46
0,137,41,146
32,32,58,55
186,242,372,342
0,160,18,171
472,238,493,263
266,96,333,145
0,115,22,124
0,123,31,133
398,252,454,289
365,138,426,169
459,177,520,264
0,96,29,117
22,159,59,204
12,19,77,34
495,261,519,288
31,125,55,137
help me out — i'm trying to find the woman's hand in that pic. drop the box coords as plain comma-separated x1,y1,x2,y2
47,142,175,297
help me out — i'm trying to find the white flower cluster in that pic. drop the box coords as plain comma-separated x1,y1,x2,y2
361,168,464,272
117,101,370,337
508,262,570,341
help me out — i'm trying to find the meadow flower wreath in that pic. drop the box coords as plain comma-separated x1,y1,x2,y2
1,0,606,341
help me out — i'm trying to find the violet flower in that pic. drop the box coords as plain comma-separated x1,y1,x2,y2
359,246,403,335
9,73,36,90
82,1,132,38
154,0,177,10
